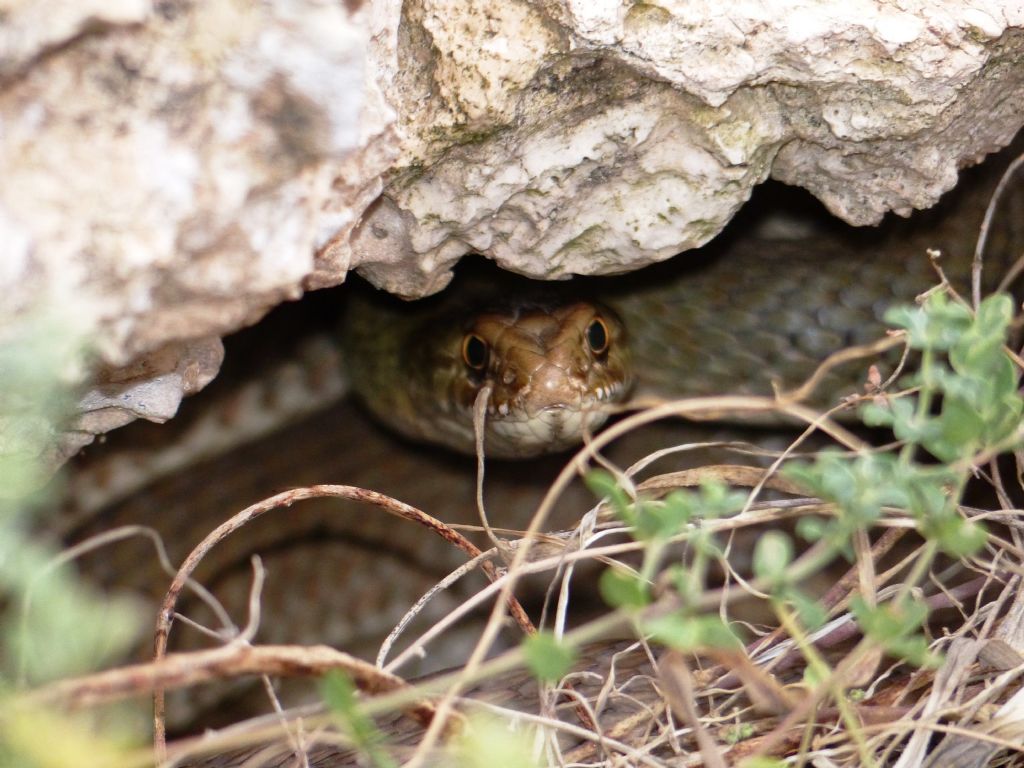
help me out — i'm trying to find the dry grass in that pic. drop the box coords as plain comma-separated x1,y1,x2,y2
30,390,1024,767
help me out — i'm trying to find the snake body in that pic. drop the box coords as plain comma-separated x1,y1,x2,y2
342,233,967,458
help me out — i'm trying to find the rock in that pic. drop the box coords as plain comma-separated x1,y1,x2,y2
0,0,391,465
341,0,1024,293
2,0,1023,465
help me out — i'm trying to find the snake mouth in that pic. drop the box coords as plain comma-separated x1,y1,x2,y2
485,378,628,418
484,402,614,457
480,379,630,457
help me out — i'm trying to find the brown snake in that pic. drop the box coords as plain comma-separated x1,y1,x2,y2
340,230,964,460
342,281,633,458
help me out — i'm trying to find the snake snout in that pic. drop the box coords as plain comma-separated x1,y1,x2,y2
474,302,633,456
478,319,630,457
520,359,588,413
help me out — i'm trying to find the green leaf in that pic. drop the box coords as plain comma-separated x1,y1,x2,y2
930,395,985,461
668,563,699,605
522,631,576,683
634,492,694,540
723,723,755,744
752,531,793,585
924,514,987,559
976,293,1014,333
322,669,359,714
643,611,701,650
784,588,828,632
696,480,748,518
322,672,397,768
643,612,741,651
695,615,745,649
795,516,827,542
885,293,972,350
629,481,747,542
850,596,940,668
584,470,634,523
599,566,650,609
688,527,724,559
860,401,897,429
903,472,954,520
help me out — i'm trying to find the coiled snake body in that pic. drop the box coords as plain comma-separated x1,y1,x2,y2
342,235,960,457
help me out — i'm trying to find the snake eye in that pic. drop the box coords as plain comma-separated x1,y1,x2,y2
586,317,610,356
461,333,489,371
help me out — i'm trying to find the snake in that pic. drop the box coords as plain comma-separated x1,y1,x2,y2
340,231,968,459
341,279,634,458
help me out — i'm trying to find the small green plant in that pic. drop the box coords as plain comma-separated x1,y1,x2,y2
779,292,1017,664
571,286,1022,762
586,473,747,650
0,308,146,766
322,672,398,768
522,630,576,683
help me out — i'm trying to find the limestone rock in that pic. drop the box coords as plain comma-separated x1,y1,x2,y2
2,0,1024,464
340,0,1024,294
0,0,392,462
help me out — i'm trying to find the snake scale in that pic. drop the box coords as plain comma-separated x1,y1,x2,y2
58,170,1023,761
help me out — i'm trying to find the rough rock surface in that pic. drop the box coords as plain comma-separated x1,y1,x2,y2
2,0,1024,462
344,0,1024,294
0,0,392,464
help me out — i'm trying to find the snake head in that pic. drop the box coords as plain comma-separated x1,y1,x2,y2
442,300,633,458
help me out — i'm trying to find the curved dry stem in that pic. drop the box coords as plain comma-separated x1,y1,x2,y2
150,484,534,761
975,149,1024,308
780,334,906,406
29,643,429,716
